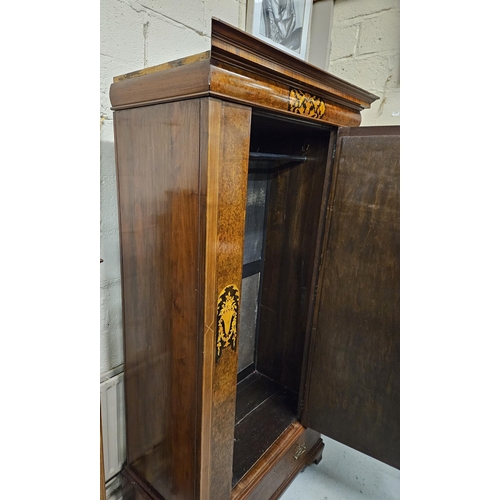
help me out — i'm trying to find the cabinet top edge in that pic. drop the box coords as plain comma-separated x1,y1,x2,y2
113,51,212,83
210,18,378,108
109,18,378,118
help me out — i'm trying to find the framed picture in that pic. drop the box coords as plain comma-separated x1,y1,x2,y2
246,0,313,60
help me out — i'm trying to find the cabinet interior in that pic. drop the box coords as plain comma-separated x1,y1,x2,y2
232,112,333,486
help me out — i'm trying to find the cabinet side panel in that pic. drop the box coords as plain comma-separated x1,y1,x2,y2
202,99,251,500
303,131,400,468
114,100,202,499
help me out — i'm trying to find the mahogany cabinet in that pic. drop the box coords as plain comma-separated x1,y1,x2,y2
110,19,399,500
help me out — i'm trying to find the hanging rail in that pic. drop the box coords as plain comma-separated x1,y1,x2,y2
249,152,307,163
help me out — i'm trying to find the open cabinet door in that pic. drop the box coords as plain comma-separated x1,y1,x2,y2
301,126,400,469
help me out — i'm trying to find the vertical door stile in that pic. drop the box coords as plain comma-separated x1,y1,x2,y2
201,98,252,499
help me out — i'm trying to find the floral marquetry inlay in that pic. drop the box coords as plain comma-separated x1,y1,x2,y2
289,88,326,119
216,285,240,363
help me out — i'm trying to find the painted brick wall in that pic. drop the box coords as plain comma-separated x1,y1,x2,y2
100,0,246,376
329,0,400,125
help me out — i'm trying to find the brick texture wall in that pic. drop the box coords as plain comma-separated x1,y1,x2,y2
329,0,400,125
100,0,247,376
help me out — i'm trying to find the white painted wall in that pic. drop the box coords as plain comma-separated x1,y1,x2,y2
100,0,247,377
328,0,400,125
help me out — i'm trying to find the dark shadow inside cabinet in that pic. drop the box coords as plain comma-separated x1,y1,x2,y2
232,112,334,486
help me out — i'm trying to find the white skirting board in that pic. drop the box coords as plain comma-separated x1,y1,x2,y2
100,369,126,482
105,474,123,500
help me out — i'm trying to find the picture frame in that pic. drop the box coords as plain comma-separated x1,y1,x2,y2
246,0,313,60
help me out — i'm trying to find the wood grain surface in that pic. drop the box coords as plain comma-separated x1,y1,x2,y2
302,126,400,469
201,99,252,500
250,114,335,393
232,373,299,486
109,19,378,128
231,421,323,500
110,59,211,110
115,99,203,499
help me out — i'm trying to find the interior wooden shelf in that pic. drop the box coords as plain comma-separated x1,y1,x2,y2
232,372,298,487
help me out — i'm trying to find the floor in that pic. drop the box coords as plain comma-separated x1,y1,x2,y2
281,436,400,500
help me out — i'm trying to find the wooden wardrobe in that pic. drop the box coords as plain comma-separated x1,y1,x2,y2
109,19,399,500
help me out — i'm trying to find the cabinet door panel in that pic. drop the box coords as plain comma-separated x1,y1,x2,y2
302,126,400,469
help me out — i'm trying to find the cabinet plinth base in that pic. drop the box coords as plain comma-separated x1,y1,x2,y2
231,422,324,500
121,465,163,500
121,424,324,500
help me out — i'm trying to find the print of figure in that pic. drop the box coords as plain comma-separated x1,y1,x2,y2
262,0,302,51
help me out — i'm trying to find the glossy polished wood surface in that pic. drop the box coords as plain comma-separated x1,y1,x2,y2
201,99,251,500
113,51,211,82
115,99,203,499
109,19,378,128
209,64,362,127
116,97,251,500
302,126,400,469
